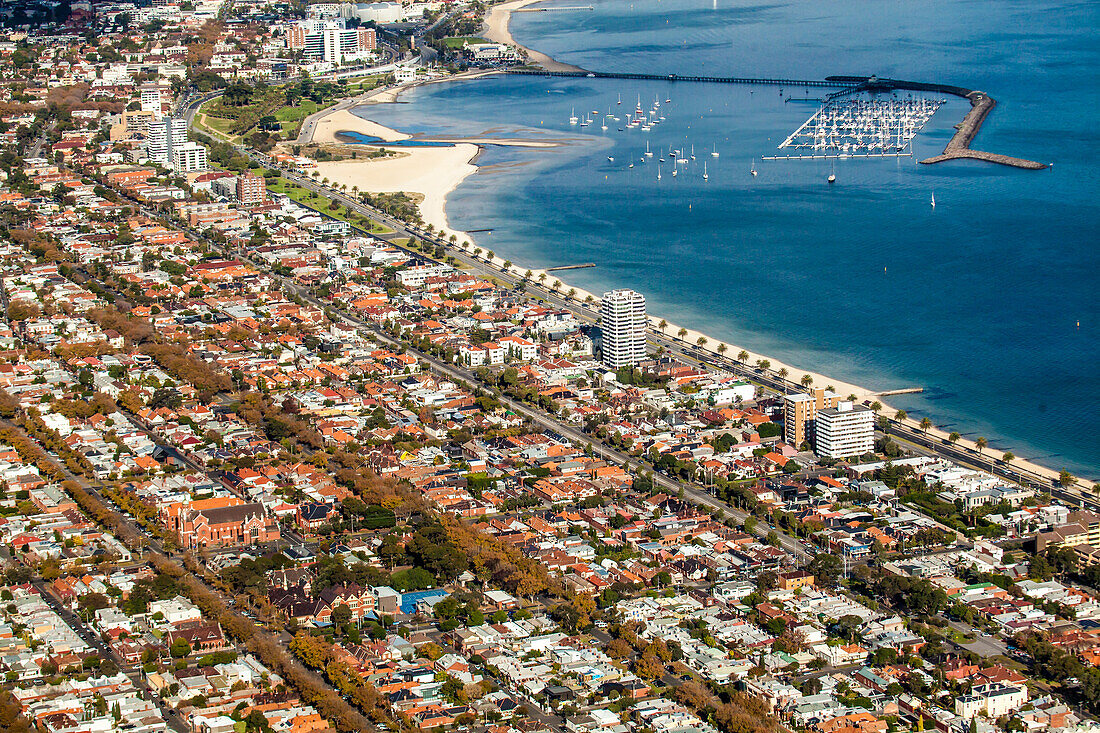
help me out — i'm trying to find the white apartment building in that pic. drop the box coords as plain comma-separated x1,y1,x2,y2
145,117,188,167
599,288,646,369
814,401,874,459
395,264,450,288
287,18,376,62
170,141,208,173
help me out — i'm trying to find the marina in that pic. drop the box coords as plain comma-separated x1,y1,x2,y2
778,96,943,156
762,152,913,161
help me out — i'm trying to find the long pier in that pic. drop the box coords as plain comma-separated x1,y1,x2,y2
825,76,1047,169
504,68,850,89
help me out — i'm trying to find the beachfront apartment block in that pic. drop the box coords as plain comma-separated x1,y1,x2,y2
599,288,647,369
814,402,874,459
145,117,188,167
170,141,209,174
782,387,839,449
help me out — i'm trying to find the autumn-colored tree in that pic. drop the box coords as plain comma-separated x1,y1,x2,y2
633,649,663,679
604,637,632,659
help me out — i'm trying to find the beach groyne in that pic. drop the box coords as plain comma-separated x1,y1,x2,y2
825,76,1047,170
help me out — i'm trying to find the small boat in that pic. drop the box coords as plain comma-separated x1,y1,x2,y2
690,144,696,161
672,168,678,177
628,162,634,168
666,97,671,103
608,156,614,162
617,93,622,105
645,141,653,157
657,165,662,181
750,159,758,177
711,144,719,158
827,173,836,183
569,108,578,125
703,162,708,181
931,191,936,208
601,122,608,130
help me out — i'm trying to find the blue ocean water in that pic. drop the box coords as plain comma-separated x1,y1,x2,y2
356,0,1100,477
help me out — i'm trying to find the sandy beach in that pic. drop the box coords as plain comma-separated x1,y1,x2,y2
290,33,1084,488
312,108,410,145
467,253,1071,485
312,143,479,240
484,0,586,72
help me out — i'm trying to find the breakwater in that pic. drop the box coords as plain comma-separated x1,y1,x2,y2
825,76,1047,169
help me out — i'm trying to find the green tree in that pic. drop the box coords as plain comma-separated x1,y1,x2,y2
169,637,191,658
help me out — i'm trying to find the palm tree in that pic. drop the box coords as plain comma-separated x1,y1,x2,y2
717,343,727,356
870,401,883,412
757,359,771,371
677,327,688,340
502,260,512,271
948,431,960,445
584,295,594,304
919,417,932,434
737,350,749,363
552,279,561,291
658,319,668,334
800,374,813,388
567,288,576,300
486,251,495,261
538,273,547,283
697,336,708,348
1060,469,1075,487
474,248,483,258
449,234,457,244
975,436,987,455
1002,451,1015,465
524,269,533,281
777,368,789,380
894,409,907,422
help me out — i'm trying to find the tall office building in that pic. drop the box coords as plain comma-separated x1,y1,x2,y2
783,387,840,449
599,289,647,369
146,117,188,167
814,402,874,458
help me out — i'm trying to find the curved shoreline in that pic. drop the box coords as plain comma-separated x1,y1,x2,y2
294,39,1086,484
484,0,587,72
